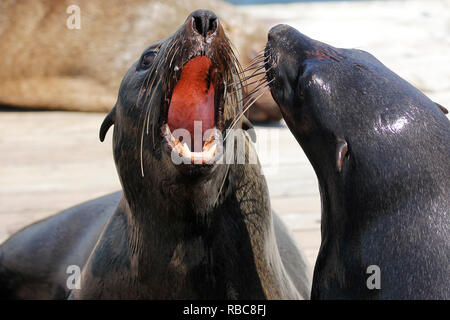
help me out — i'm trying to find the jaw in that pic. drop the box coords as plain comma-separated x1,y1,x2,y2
159,55,227,175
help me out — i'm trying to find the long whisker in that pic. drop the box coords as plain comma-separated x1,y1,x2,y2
237,60,266,75
240,78,270,99
145,76,160,134
236,76,273,109
244,51,266,65
169,46,180,68
244,50,270,66
230,73,270,99
213,164,230,207
238,71,270,84
140,80,161,177
223,82,273,142
233,65,266,79
229,74,268,93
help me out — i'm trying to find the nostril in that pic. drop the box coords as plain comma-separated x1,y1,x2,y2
193,16,204,36
208,18,217,34
192,10,218,38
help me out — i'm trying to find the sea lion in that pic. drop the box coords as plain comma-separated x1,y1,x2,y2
264,24,449,299
0,12,310,300
0,0,281,122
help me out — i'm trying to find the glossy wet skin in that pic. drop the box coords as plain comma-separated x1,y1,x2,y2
265,24,447,180
266,25,384,143
265,24,450,299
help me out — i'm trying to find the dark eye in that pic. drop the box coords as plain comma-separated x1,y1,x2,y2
140,51,157,70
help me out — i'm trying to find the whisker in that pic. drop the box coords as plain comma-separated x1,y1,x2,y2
245,51,265,64
223,82,272,142
229,72,271,105
139,72,162,177
235,65,265,77
229,77,267,96
169,46,180,69
240,81,272,107
146,78,161,135
238,71,269,84
238,60,266,74
213,164,230,207
229,72,268,90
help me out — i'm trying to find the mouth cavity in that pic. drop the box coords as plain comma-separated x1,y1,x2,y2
162,56,223,165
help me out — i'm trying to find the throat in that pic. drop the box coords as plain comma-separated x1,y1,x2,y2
121,195,269,299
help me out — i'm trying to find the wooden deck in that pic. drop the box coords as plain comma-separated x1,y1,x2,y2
0,110,321,266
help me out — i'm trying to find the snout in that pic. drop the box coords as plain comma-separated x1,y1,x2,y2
265,25,300,94
267,24,296,44
186,10,219,41
265,24,300,78
191,9,218,38
264,24,306,118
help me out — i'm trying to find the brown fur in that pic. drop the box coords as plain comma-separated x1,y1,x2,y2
0,0,281,121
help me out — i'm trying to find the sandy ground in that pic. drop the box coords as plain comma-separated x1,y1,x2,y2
0,0,448,269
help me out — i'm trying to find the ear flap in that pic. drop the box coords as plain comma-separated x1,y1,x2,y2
99,106,116,142
336,138,348,173
435,102,448,115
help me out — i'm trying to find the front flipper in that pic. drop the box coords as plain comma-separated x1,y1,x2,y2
435,102,448,114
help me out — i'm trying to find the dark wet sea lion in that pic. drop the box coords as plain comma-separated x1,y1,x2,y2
265,24,449,299
0,12,311,300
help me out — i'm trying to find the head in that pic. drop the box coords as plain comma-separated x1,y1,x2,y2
264,24,437,176
264,24,448,219
99,10,245,205
265,24,379,142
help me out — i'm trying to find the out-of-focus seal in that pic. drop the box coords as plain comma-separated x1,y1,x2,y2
0,12,310,300
265,24,449,299
0,0,281,122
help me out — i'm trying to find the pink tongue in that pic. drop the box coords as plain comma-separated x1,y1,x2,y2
168,56,215,151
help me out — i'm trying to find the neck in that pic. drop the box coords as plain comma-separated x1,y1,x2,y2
117,163,298,299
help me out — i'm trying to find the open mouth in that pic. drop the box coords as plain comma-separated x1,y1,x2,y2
161,56,224,165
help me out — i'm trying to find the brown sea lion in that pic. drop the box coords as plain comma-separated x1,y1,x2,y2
0,11,310,300
265,24,449,299
0,0,281,122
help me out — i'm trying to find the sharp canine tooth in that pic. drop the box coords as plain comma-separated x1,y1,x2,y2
209,143,217,155
205,133,214,143
182,142,191,156
165,125,172,137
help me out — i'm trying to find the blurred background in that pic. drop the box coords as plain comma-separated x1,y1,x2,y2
0,0,449,266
